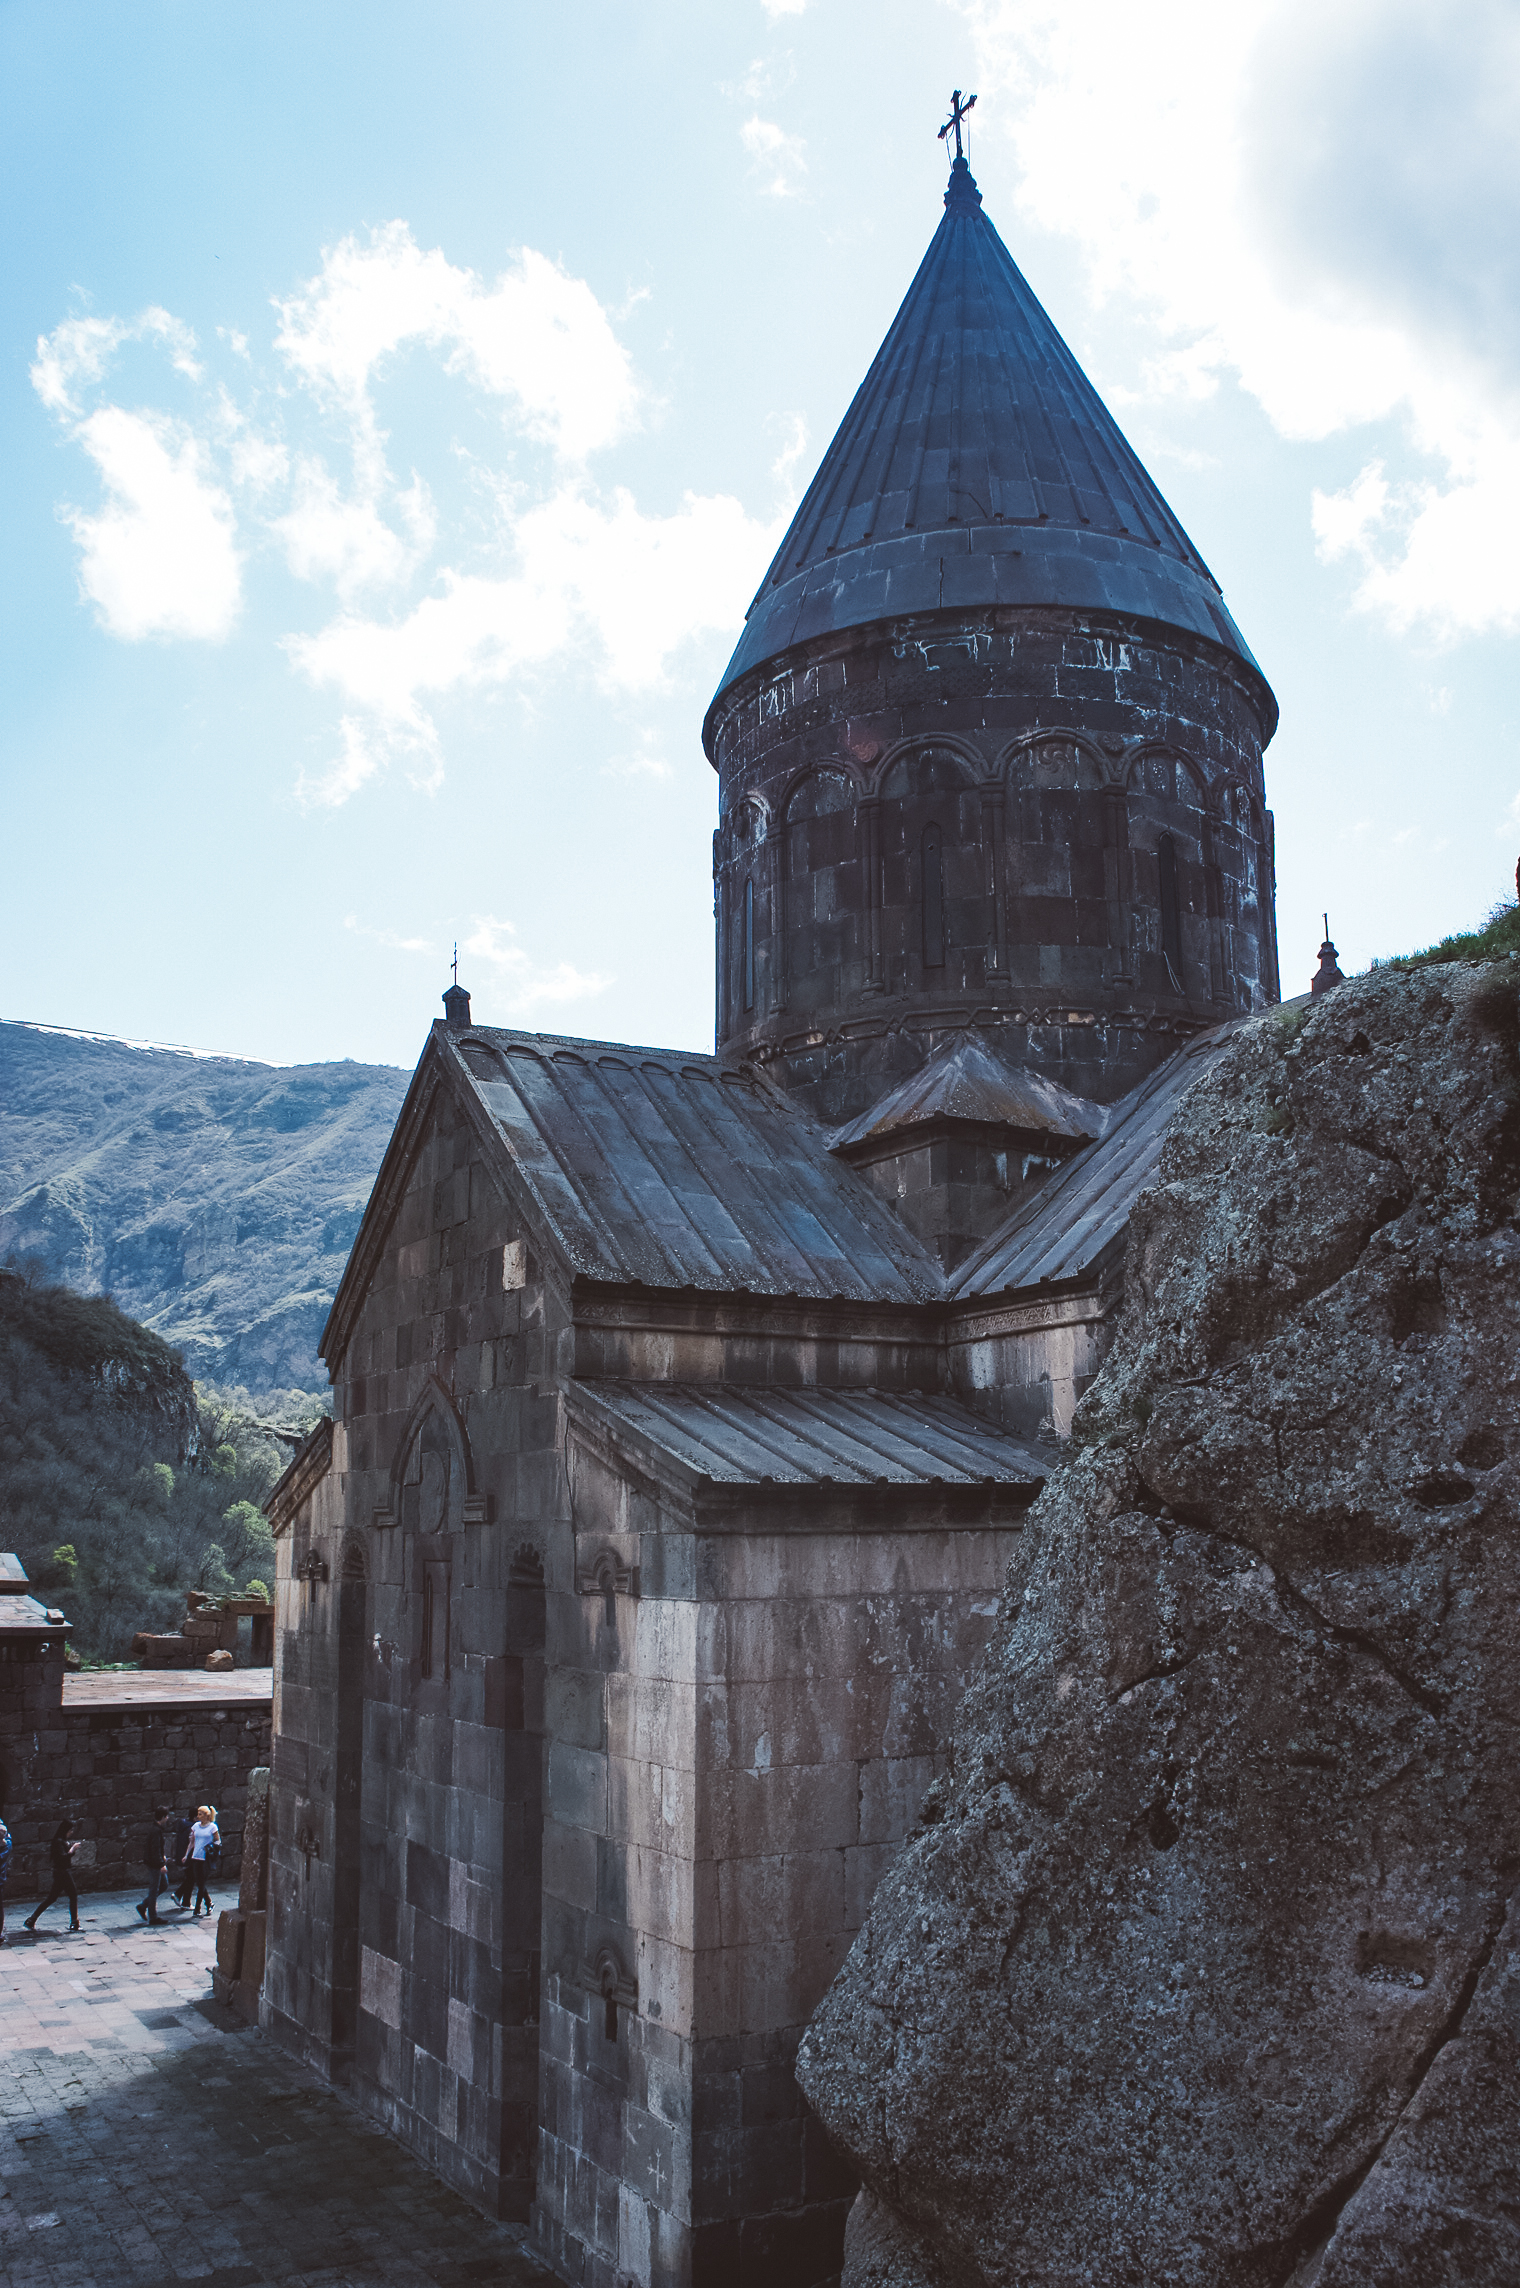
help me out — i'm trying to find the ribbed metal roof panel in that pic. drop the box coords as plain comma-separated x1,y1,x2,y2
948,1023,1239,1297
570,1380,1046,1490
709,163,1272,725
444,1028,943,1302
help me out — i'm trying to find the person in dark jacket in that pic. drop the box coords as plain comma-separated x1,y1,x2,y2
136,1807,171,1926
0,1812,11,1946
24,1820,80,1933
170,1808,195,1910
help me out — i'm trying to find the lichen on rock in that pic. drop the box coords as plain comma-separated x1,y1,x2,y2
799,960,1520,2287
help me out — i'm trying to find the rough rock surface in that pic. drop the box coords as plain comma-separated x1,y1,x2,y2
799,961,1520,2287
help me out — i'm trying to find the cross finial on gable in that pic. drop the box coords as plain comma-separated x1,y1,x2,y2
938,88,977,163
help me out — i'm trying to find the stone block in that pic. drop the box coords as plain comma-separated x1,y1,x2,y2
240,1910,266,1993
361,1945,403,2030
622,2101,685,2213
547,1740,608,1836
700,1760,860,1861
625,1842,695,1949
215,1910,245,1980
608,1756,694,1859
694,1929,853,2042
547,1665,604,1748
856,1753,940,1846
843,1841,895,1929
542,1818,598,1912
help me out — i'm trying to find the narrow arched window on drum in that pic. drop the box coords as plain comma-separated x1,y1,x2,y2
921,822,945,969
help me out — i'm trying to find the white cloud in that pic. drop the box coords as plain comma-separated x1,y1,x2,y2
298,716,395,811
957,0,1520,638
741,116,808,198
462,916,612,1016
273,223,639,480
228,430,289,493
770,411,810,504
34,220,775,798
273,456,431,597
759,0,807,15
605,730,674,782
62,407,240,641
286,481,780,801
32,307,201,415
343,913,433,955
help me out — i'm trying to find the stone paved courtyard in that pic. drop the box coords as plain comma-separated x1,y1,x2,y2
0,1887,554,2288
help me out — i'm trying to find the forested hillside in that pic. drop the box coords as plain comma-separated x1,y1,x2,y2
0,1271,307,1659
0,1020,408,1395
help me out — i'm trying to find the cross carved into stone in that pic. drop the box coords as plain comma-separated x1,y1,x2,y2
939,88,977,162
296,1550,329,1609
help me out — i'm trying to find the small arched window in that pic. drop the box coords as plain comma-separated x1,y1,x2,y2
743,877,755,1012
921,823,945,969
1158,833,1182,979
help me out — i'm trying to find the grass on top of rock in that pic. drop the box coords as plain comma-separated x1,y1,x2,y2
1377,897,1520,971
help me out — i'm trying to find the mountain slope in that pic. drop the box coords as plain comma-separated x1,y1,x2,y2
0,1021,409,1393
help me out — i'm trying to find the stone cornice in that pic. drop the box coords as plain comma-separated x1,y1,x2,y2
264,1416,334,1537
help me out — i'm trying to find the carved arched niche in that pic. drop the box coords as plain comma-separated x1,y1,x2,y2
719,795,770,1040
374,1375,492,1533
870,745,986,996
1121,747,1223,1010
723,765,862,1029
1210,777,1279,1010
996,735,1116,995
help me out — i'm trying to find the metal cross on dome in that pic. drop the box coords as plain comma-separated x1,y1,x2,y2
939,88,977,162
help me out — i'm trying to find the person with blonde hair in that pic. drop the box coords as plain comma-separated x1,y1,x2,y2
186,1804,221,1917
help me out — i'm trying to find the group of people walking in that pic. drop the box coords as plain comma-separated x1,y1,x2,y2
137,1803,222,1925
0,1803,222,1941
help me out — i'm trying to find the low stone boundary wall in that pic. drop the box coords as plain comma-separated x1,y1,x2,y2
4,1696,273,1897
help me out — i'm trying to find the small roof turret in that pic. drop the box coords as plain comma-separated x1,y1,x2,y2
707,121,1274,741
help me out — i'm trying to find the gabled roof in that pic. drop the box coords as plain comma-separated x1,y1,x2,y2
353,1025,943,1325
948,1022,1239,1298
568,1380,1045,1499
707,159,1273,733
826,1034,1107,1155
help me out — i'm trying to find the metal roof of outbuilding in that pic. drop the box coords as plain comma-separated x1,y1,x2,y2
949,1022,1240,1298
444,1028,944,1303
569,1379,1045,1493
826,1033,1109,1155
707,159,1274,735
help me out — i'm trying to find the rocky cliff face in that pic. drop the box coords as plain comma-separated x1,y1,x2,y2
799,959,1520,2287
0,1022,408,1394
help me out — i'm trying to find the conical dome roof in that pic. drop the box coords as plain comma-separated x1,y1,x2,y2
709,158,1271,727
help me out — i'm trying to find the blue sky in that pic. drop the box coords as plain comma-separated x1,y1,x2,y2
4,0,1518,1069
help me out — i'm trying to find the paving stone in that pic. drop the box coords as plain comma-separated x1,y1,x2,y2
0,1889,554,2287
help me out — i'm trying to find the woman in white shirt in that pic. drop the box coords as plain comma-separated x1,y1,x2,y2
187,1805,220,1917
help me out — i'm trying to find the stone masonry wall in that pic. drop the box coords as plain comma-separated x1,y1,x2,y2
4,1696,272,1897
710,610,1278,1123
264,1080,570,2227
535,1407,1026,2288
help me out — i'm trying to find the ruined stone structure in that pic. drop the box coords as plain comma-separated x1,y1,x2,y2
0,1554,272,1897
261,146,1278,2288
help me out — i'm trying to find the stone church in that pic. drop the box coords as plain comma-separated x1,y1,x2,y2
262,139,1279,2288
